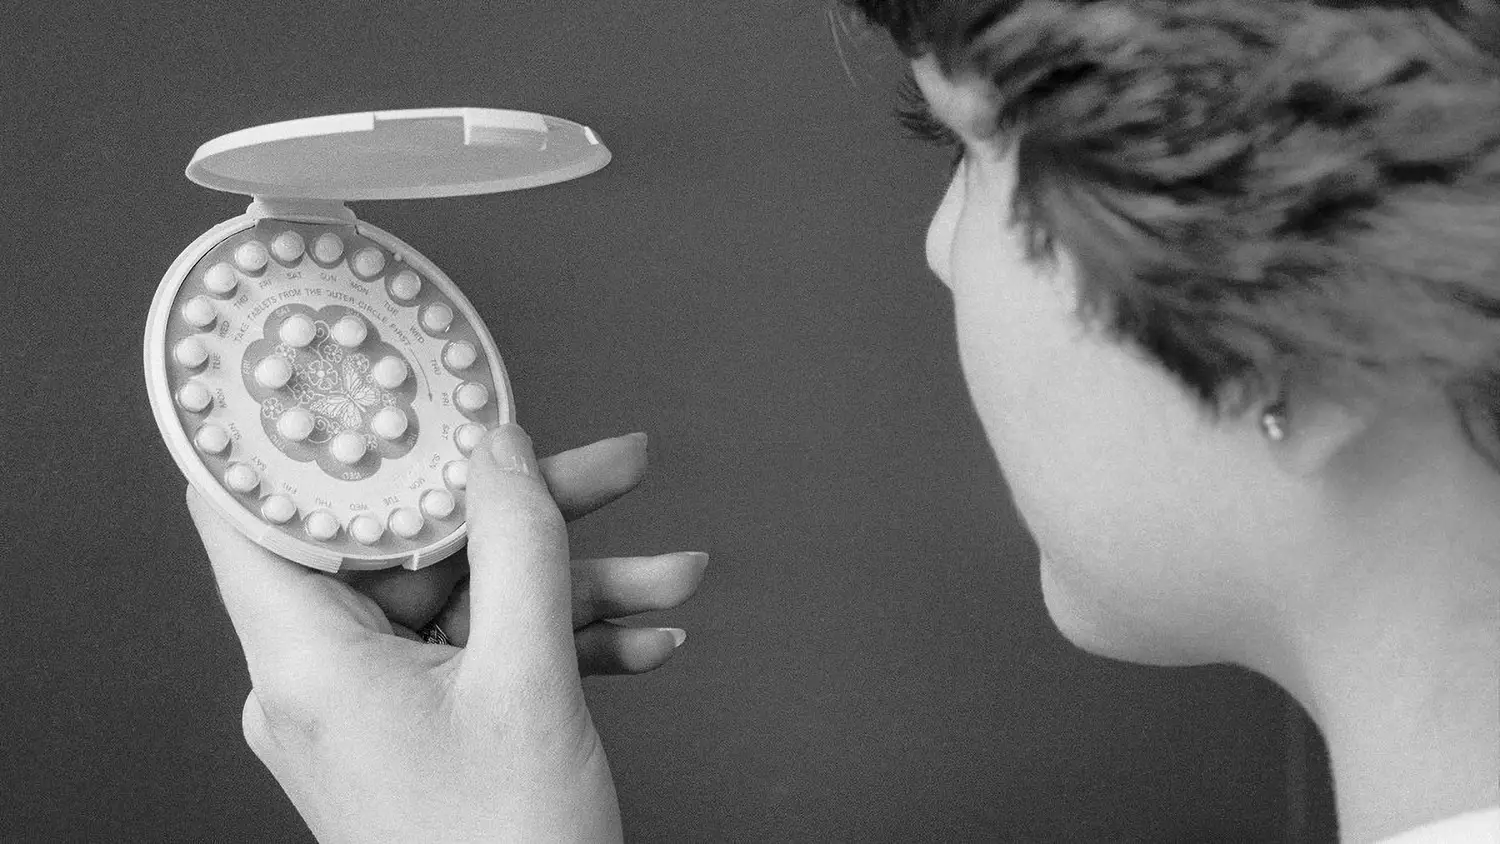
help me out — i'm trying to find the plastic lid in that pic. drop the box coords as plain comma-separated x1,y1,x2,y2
186,107,610,201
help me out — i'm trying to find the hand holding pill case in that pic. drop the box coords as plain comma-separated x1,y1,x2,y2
146,108,609,572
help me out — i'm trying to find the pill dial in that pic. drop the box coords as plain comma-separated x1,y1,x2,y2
157,218,516,573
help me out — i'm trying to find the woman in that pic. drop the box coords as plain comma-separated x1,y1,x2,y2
189,1,1500,840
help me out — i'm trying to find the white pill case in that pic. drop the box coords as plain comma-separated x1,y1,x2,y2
146,108,610,572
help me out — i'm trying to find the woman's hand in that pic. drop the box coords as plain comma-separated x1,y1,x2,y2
189,425,706,842
334,431,709,675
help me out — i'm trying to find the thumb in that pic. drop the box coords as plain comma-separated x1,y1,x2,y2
460,423,576,676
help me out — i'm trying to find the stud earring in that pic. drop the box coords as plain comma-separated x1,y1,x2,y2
1260,405,1288,442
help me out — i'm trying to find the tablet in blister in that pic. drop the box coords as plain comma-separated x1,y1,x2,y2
146,108,610,572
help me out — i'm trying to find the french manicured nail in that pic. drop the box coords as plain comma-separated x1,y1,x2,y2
659,627,687,648
488,423,538,477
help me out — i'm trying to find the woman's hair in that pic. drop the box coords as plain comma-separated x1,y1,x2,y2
846,0,1500,469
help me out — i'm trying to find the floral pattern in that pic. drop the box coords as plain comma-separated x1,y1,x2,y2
244,308,418,481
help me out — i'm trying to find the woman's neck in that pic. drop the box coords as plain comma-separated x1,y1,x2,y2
1269,431,1500,842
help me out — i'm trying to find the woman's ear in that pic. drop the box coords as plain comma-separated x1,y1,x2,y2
1265,387,1375,479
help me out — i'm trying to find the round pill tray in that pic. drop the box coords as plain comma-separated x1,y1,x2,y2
146,108,610,572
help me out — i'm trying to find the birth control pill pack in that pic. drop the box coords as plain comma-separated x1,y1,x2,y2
146,108,610,572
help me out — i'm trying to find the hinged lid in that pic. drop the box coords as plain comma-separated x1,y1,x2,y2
186,107,610,201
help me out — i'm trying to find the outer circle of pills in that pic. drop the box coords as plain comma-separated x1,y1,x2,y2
279,314,317,347
312,232,344,264
443,341,477,370
421,303,454,334
443,460,469,490
389,270,422,302
224,463,260,493
388,507,424,539
421,489,456,519
349,514,384,545
454,382,489,412
203,263,238,295
351,247,386,278
370,355,408,389
370,407,408,440
177,382,213,412
255,356,294,389
331,315,367,347
271,230,305,263
174,337,209,368
329,431,368,465
195,424,230,454
454,423,485,455
235,241,270,272
305,510,340,541
182,296,216,328
261,494,297,524
277,408,315,442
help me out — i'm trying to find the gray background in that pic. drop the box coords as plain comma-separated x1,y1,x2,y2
1,1,1336,841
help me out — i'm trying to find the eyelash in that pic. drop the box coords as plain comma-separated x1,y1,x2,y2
895,77,966,174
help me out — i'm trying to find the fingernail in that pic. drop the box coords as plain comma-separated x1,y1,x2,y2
681,551,709,571
488,423,538,477
658,627,687,648
625,431,647,447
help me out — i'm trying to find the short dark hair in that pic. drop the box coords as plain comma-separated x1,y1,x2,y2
846,0,1500,468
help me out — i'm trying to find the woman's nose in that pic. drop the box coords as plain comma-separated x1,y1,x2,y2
925,168,964,286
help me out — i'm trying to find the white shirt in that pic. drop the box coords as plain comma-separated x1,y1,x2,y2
1376,808,1499,844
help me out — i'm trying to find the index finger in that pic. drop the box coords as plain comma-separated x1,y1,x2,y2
187,487,373,683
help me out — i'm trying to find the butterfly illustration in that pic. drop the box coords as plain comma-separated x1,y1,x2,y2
306,358,386,429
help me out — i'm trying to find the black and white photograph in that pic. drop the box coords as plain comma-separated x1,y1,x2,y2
3,1,1498,841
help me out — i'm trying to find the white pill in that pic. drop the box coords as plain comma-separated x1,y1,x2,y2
174,337,208,368
421,489,456,519
181,296,216,328
421,303,454,333
261,494,297,524
254,356,294,389
305,510,340,541
351,247,386,278
443,341,478,370
278,314,316,347
224,463,260,493
388,507,424,539
329,431,367,464
203,262,238,295
194,424,229,454
370,407,408,440
443,460,469,490
454,382,489,412
277,408,315,442
331,315,367,348
312,232,344,263
389,269,422,302
177,381,212,412
454,423,485,455
349,514,384,545
370,355,408,389
234,241,269,272
271,230,305,263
